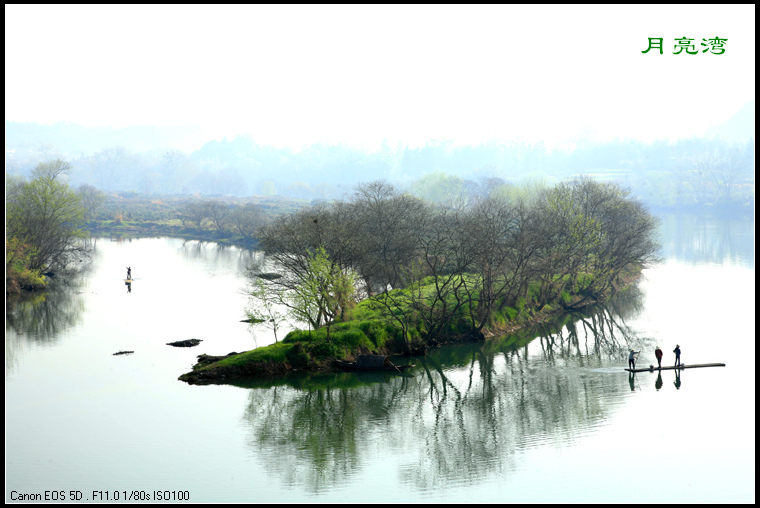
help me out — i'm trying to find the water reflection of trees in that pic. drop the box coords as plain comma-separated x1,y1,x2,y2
5,278,87,375
533,285,650,363
658,212,754,266
179,240,262,275
241,292,647,493
6,279,87,342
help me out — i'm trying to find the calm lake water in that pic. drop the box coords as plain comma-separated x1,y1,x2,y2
6,213,755,503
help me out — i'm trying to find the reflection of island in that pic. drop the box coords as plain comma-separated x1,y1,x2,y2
523,284,648,364
240,292,645,493
6,276,87,375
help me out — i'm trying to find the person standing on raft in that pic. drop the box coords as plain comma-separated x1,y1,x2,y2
654,346,663,368
127,266,131,280
628,349,640,370
673,344,681,367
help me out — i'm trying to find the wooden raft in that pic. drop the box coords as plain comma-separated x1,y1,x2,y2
625,363,726,373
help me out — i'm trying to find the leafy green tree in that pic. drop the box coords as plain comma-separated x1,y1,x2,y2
411,172,469,209
6,161,88,272
5,237,46,294
255,180,277,196
245,276,288,342
534,178,660,309
247,246,357,340
31,158,72,180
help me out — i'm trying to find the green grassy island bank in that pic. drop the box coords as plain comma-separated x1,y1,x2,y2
179,266,643,385
180,178,659,385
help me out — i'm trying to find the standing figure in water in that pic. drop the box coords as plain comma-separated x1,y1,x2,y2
127,267,132,280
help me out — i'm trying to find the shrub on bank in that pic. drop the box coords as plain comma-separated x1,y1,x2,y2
282,319,400,356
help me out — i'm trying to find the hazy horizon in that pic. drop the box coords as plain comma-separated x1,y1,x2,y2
5,5,755,153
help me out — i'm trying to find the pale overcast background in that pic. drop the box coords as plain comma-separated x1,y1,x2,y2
5,4,755,150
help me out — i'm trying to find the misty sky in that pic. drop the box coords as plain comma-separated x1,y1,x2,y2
5,5,755,151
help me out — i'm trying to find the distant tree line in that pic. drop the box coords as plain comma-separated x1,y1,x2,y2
6,125,754,210
250,178,660,349
176,200,267,241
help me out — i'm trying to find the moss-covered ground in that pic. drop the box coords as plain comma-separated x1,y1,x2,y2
179,268,642,384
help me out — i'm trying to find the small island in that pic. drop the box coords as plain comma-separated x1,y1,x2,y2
180,178,660,384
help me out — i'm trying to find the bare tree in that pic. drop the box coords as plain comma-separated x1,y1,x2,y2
178,200,211,229
206,201,231,232
711,146,750,205
77,184,106,222
31,158,72,180
349,181,428,294
230,203,266,240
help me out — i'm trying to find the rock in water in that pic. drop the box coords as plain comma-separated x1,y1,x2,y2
166,339,202,347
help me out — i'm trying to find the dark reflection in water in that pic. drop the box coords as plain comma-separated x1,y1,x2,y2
5,276,88,376
239,291,648,493
673,369,682,390
532,283,649,364
6,278,87,343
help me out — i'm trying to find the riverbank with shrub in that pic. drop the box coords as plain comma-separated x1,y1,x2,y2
178,266,642,384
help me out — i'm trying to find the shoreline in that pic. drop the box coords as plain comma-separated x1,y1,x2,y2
179,271,641,385
86,223,260,249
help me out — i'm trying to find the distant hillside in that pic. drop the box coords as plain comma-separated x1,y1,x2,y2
704,101,755,143
5,121,208,157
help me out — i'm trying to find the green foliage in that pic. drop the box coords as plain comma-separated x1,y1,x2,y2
527,282,540,300
303,245,358,325
245,275,288,342
329,328,370,349
210,341,293,369
503,306,518,321
285,342,311,368
282,329,312,343
6,238,46,294
356,320,390,348
238,176,659,371
411,172,468,206
280,319,402,362
256,245,359,334
307,340,336,359
281,317,406,359
6,161,88,273
15,267,46,289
